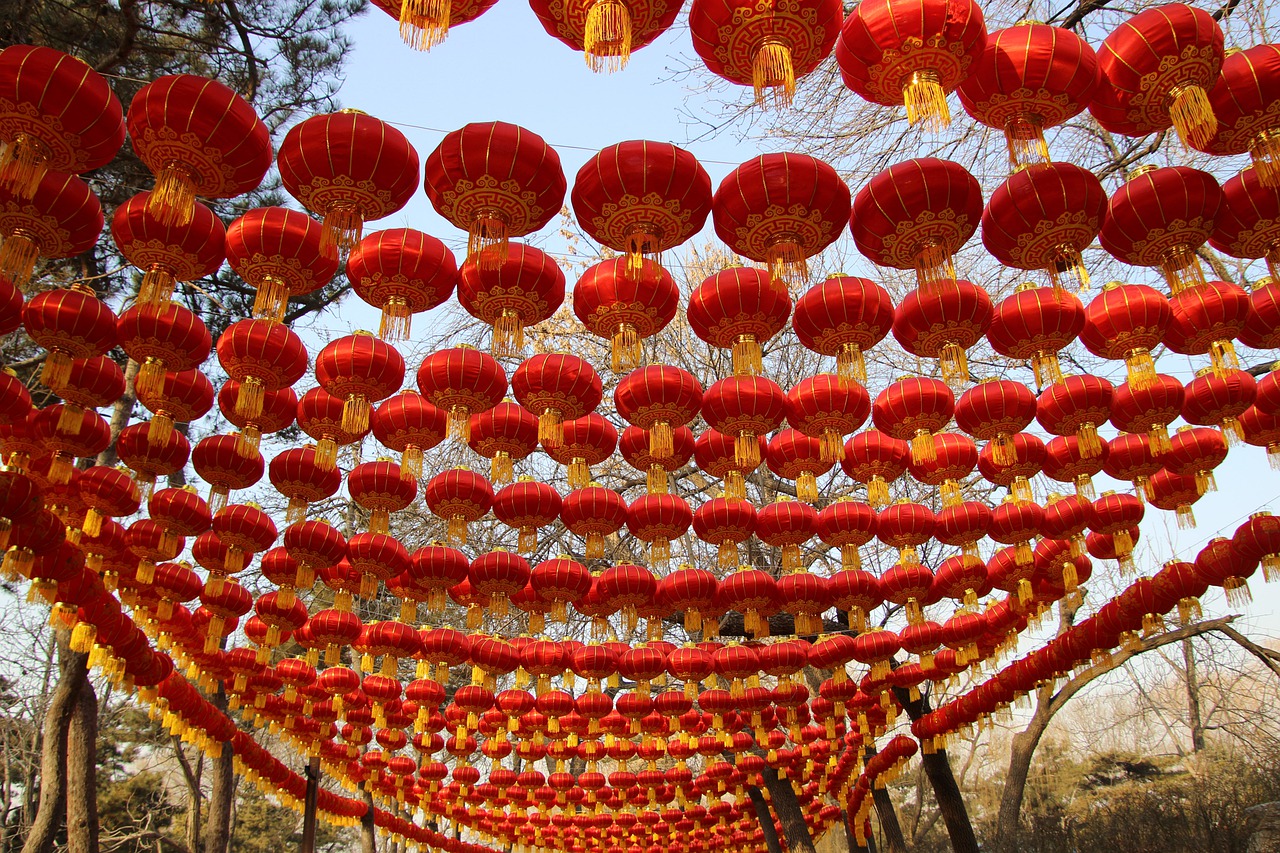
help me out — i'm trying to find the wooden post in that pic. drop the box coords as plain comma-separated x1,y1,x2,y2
299,756,321,853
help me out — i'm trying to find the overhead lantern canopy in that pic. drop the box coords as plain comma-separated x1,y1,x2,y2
1191,44,1280,187
530,0,683,72
126,75,272,227
982,163,1107,295
851,158,983,295
0,45,124,198
1089,3,1224,150
225,207,340,325
424,121,566,271
278,110,420,255
349,229,458,343
836,0,988,131
957,23,1100,170
689,0,843,107
371,0,499,52
711,153,850,289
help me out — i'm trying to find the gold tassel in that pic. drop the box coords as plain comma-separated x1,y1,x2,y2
818,429,843,465
649,537,671,568
485,449,512,485
796,471,818,503
781,543,801,572
911,430,936,465
0,133,49,198
492,309,524,358
611,323,641,373
903,69,950,130
0,232,39,287
369,508,390,535
380,296,412,342
1077,422,1102,459
718,540,737,568
57,403,84,435
647,463,668,495
1074,473,1096,500
399,0,452,51
1018,577,1033,606
766,240,807,289
838,342,867,383
734,432,760,468
583,0,632,72
286,498,308,526
1003,115,1050,170
136,358,166,400
253,275,290,324
939,479,962,508
752,40,795,108
867,474,890,509
648,421,674,460
724,470,746,501
1030,351,1064,389
147,162,196,227
585,531,605,559
1262,553,1279,583
447,515,468,546
538,409,562,447
138,266,176,311
321,203,363,255
1249,129,1280,189
1194,470,1217,496
938,342,969,388
990,433,1016,467
235,376,266,420
518,526,537,554
47,454,72,485
1176,503,1196,530
1124,348,1157,391
732,335,763,377
468,214,508,271
1168,83,1217,150
1223,576,1252,608
341,395,371,435
315,438,338,472
1209,339,1239,376
1159,245,1207,295
235,426,262,459
914,241,956,293
1270,444,1280,471
841,544,862,572
1147,423,1172,456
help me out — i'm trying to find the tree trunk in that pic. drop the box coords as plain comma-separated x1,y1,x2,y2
173,736,203,853
761,766,816,853
1183,638,1206,752
843,808,870,853
203,690,234,853
65,679,98,853
895,687,980,853
299,757,321,853
871,788,907,853
21,631,88,853
747,786,783,853
360,791,377,853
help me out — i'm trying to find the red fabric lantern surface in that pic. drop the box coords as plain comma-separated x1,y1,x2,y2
530,0,682,72
1194,536,1257,607
702,375,786,469
767,427,833,504
0,275,21,337
215,319,308,422
512,353,602,448
693,497,757,569
1192,45,1280,186
561,485,627,560
0,171,101,287
957,24,1099,168
458,243,564,358
1153,558,1209,625
841,430,909,509
598,563,657,633
981,430,1045,507
467,401,539,486
280,518,345,595
116,423,189,494
784,374,870,466
139,368,214,447
1241,279,1280,350
711,154,850,287
1162,280,1251,376
349,228,457,342
416,346,508,442
981,163,1106,293
405,544,468,615
370,0,499,52
22,285,116,391
530,556,592,623
468,551,531,620
907,432,977,508
423,122,566,268
850,159,983,292
818,497,876,574
955,379,1037,468
126,75,271,226
1239,405,1280,467
626,493,691,569
880,566,935,627
225,207,340,324
1149,468,1202,530
573,257,678,371
0,372,29,427
1232,511,1280,583
791,275,894,384
1089,3,1224,149
1182,367,1256,445
544,413,617,490
425,469,494,547
211,503,277,579
891,280,993,386
145,488,212,574
756,496,817,572
689,0,842,106
296,388,370,473
494,479,562,554
1090,491,1144,568
571,141,710,269
78,466,140,539
1110,374,1185,457
872,377,955,466
836,0,987,130
657,567,719,635
1079,283,1170,392
1043,434,1109,500
116,302,212,401
1098,165,1222,294
277,111,419,253
192,435,263,513
614,365,703,462
687,266,792,377
110,192,225,310
1209,167,1280,282
935,502,990,569
315,332,405,436
1162,426,1228,496
0,46,124,197
620,424,694,494
372,391,446,482
716,568,779,639
1102,432,1162,501
348,460,416,535
1037,374,1113,460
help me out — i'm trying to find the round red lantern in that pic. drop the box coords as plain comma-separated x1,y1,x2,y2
817,497,876,573
111,192,225,311
791,275,894,383
955,379,1037,468
215,319,308,422
116,301,211,401
467,401,539,485
425,469,494,547
1043,434,1109,500
872,377,955,466
1079,282,1171,391
416,346,508,442
1163,279,1251,375
1209,167,1280,283
469,550,532,620
1162,426,1228,496
0,170,101,287
693,497,756,569
573,257,678,372
716,569,779,639
561,485,628,560
348,460,417,535
494,479,563,554
1192,44,1280,186
192,435,263,512
348,228,458,342
756,495,817,572
907,432,977,508
459,243,564,357
627,493,692,569
531,556,592,623
370,0,498,52
1037,374,1113,459
512,354,602,448
372,391,446,481
530,0,682,72
784,374,870,467
225,207,341,324
621,424,695,495
766,428,832,504
687,266,792,376
315,332,405,436
702,376,786,469
1182,367,1256,445
545,414,617,490
1102,432,1161,501
891,279,993,386
22,285,117,391
1110,374,1185,456
614,365,703,461
841,430,910,509
1148,468,1202,530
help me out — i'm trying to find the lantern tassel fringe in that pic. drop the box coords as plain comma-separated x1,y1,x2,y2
584,0,632,73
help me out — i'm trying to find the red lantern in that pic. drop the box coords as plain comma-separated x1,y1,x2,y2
598,563,657,634
711,154,850,286
214,379,285,458
689,0,842,106
280,518,346,601
1098,166,1222,294
784,374,870,468
1233,511,1280,584
878,500,935,570
693,497,756,569
880,560,934,625
1192,44,1280,186
766,428,832,505
850,159,983,292
0,46,124,197
1079,282,1171,391
1102,432,1162,502
468,401,539,486
1089,3,1224,149
348,460,417,535
192,435,262,513
717,569,779,639
621,424,694,495
370,0,498,51
513,354,603,449
315,332,405,436
562,485,628,560
1209,167,1280,282
1241,405,1280,468
215,319,308,422
791,275,894,383
756,496,816,572
0,170,101,288
277,111,419,253
459,243,564,357
957,24,1099,168
1182,367,1256,445
1091,491,1144,571
1193,536,1256,607
614,365,703,462
907,432,977,508
33,405,109,484
702,376,785,469
1241,279,1280,351
78,466,140,539
1043,435,1108,500
841,430,909,509
627,493,691,569
52,355,124,440
116,302,211,401
117,422,189,495
987,284,1084,390
545,414,618,490
982,164,1106,293
1162,426,1227,496
531,0,682,71
687,266,792,377
892,280,993,386
225,207,341,324
22,284,117,392
425,469,494,547
836,0,987,130
111,192,225,310
531,556,592,623
407,544,468,615
657,567,719,635
933,551,988,606
345,228,458,342
1110,374,1185,457
469,551,531,620
573,258,678,371
126,75,271,226
1163,280,1250,376
372,391,446,481
494,479,563,554
955,379,1037,468
417,346,508,442
296,388,369,472
1037,374,1113,460
1148,468,1201,530
423,122,566,268
817,497,876,573
872,377,954,466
